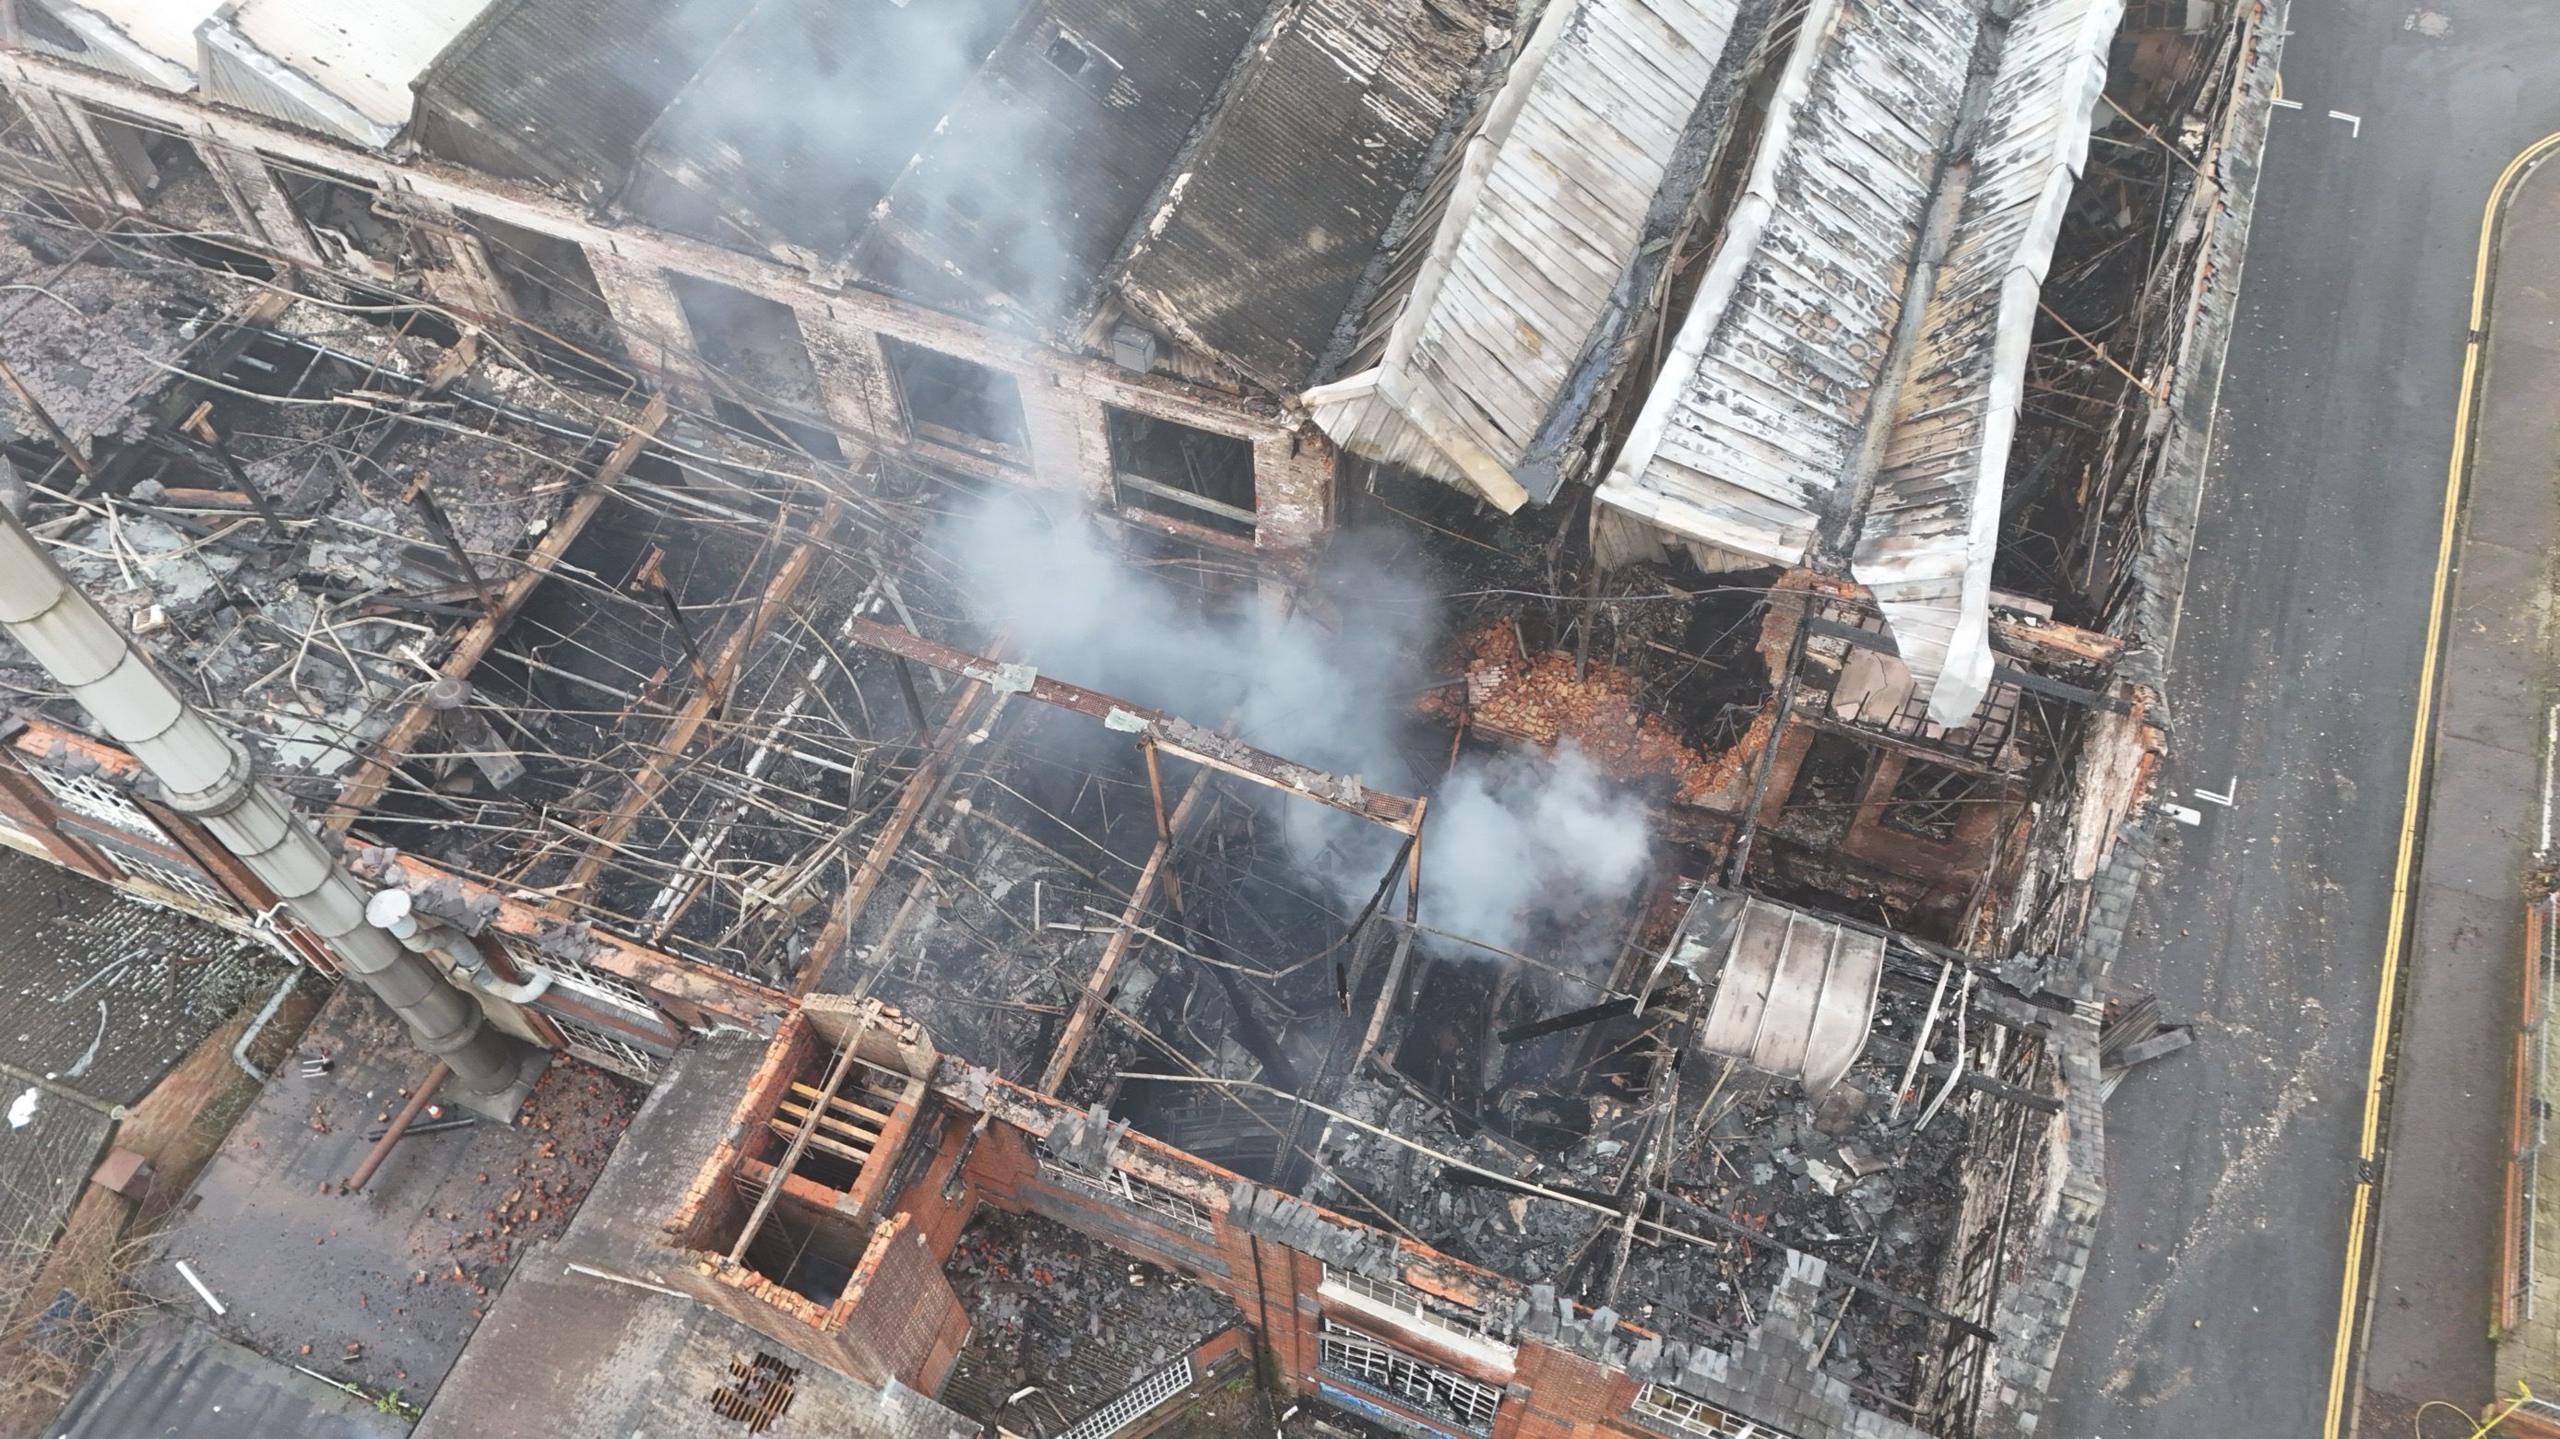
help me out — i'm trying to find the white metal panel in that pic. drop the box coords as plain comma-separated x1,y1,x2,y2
1685,892,1883,1091
1596,0,1981,566
1307,0,1741,506
1856,0,2124,724
195,0,491,148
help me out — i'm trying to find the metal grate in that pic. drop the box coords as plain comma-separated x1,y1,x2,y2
709,1351,798,1433
1322,1265,1509,1347
1631,1383,1795,1438
1035,1145,1215,1240
497,933,658,1010
21,759,169,840
548,1012,663,1083
1317,1321,1501,1436
1054,1353,1195,1439
119,856,243,916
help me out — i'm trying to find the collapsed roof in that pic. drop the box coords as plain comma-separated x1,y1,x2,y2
1595,0,2121,723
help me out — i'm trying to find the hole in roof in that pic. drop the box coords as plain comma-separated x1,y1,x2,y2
1045,34,1089,78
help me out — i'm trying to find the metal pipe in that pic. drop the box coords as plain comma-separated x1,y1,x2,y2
0,505,538,1116
345,1060,449,1192
230,969,300,1084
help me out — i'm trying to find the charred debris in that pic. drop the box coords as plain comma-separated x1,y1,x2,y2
0,0,2272,1432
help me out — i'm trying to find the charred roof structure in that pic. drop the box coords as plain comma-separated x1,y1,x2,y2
0,0,2280,1435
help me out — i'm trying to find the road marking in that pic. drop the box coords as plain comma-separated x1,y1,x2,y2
2322,128,2560,1439
2329,109,2363,138
2192,776,2239,807
2273,97,2304,110
2542,704,2559,855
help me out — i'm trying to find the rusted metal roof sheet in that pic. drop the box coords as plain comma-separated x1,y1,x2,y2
1856,0,2122,724
1596,0,1981,560
1111,0,1493,391
1306,0,1741,510
1674,889,1882,1092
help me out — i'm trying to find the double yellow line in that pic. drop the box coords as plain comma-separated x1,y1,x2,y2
2321,129,2560,1439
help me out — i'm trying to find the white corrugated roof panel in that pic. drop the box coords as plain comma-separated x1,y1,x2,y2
197,0,492,148
1305,0,1743,510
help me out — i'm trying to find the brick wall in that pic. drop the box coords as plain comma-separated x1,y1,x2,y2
839,1212,970,1394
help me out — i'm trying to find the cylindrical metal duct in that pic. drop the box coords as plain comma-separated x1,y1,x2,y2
0,506,540,1117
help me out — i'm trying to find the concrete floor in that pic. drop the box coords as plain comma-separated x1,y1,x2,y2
2049,3,2560,1435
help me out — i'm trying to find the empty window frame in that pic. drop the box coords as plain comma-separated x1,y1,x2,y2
1104,406,1256,537
0,85,53,161
1316,1321,1502,1436
82,104,211,207
1880,760,1981,842
462,212,630,377
667,273,842,459
266,158,412,270
1630,1383,1796,1439
1785,732,1873,819
881,335,1029,456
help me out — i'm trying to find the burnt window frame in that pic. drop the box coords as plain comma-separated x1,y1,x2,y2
880,335,1032,459
1103,404,1257,539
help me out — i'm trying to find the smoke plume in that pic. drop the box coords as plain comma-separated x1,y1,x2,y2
939,495,1652,962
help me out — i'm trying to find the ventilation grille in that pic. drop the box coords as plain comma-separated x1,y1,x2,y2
710,1352,799,1433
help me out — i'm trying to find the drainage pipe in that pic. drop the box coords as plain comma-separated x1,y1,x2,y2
346,1060,449,1192
230,969,300,1084
0,507,537,1116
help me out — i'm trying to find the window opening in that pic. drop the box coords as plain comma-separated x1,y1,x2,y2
882,336,1030,456
1104,406,1255,537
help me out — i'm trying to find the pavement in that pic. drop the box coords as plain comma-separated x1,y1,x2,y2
2046,3,2560,1436
2356,148,2560,1431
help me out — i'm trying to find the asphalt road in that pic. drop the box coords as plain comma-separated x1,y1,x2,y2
2047,3,2560,1436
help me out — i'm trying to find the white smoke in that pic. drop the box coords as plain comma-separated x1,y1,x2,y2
938,495,1652,963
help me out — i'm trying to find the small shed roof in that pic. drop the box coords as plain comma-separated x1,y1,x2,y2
15,0,219,89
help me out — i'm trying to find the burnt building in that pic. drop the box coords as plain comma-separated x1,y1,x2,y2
0,0,2280,1435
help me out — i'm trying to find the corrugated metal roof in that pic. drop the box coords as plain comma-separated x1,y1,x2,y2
1856,0,2121,724
621,0,1029,261
1596,0,1981,559
0,850,273,1111
410,0,736,198
1596,0,2122,724
850,0,1279,324
1307,0,1742,509
16,0,214,89
52,1316,408,1439
1111,0,1494,390
196,0,492,148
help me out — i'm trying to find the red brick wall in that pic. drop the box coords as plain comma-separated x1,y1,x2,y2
838,1212,969,1393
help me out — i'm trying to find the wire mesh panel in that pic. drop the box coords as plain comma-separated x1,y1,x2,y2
1630,1384,1796,1438
1054,1354,1195,1439
546,1010,664,1083
1317,1322,1501,1436
21,758,171,841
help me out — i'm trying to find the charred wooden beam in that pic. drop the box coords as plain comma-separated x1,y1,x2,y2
1039,764,1217,1094
838,616,1423,833
326,396,668,832
555,511,830,906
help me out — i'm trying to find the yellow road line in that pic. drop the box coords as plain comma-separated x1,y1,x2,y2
2322,129,2560,1439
